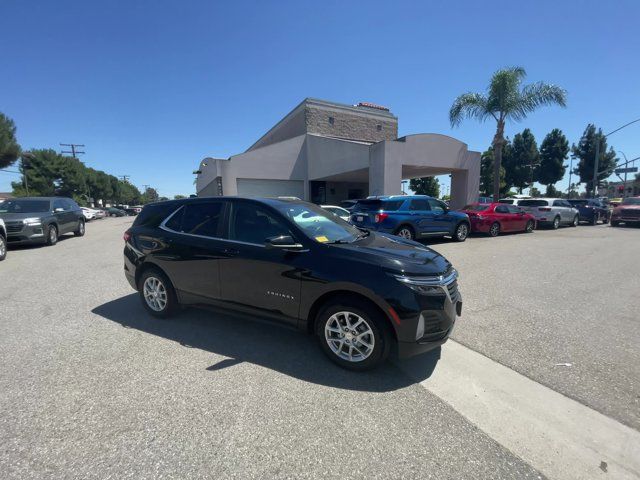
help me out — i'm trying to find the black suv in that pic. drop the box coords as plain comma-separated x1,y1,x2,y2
123,197,462,370
0,197,85,246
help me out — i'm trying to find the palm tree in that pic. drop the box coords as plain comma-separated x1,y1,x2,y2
449,67,567,201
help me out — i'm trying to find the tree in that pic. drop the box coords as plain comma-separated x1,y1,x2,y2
173,194,186,200
0,113,21,169
409,177,440,197
537,129,569,189
141,187,159,204
11,149,60,196
545,184,561,197
571,124,617,196
504,128,539,193
529,186,541,197
480,146,507,195
450,67,567,201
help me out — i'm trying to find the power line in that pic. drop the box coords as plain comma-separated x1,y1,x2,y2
60,143,85,158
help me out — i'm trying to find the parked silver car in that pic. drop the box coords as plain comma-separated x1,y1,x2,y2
517,198,579,229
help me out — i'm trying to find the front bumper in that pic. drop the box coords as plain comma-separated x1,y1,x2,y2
6,223,47,244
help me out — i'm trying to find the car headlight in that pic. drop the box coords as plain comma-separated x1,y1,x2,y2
23,217,42,226
393,274,451,296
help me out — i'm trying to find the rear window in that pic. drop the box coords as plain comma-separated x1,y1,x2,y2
518,200,548,207
133,203,181,228
463,204,490,211
354,199,405,211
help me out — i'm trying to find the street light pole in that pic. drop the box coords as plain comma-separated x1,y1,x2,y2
618,151,629,197
592,117,640,198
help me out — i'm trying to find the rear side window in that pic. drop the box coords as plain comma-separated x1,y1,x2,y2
179,202,224,237
134,203,181,228
519,200,548,207
382,200,405,211
409,199,429,211
495,205,510,213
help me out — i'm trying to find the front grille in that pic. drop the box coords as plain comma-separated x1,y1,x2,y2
6,224,23,233
445,279,460,302
620,209,640,217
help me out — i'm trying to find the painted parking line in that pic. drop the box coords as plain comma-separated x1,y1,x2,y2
398,341,640,480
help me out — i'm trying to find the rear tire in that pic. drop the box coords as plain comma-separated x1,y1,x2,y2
74,219,85,237
525,220,534,233
571,215,579,227
316,299,391,371
46,225,58,246
489,222,500,237
551,216,560,230
394,225,415,241
453,222,469,242
139,268,179,318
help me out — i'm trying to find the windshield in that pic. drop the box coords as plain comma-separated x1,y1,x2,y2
275,202,364,243
622,197,640,205
463,204,490,211
0,199,50,213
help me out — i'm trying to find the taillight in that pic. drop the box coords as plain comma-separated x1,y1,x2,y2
539,207,551,212
375,213,389,223
123,231,131,242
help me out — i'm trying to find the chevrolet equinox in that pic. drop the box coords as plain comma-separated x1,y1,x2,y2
123,197,462,370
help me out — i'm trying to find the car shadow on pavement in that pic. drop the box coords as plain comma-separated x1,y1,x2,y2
92,294,441,393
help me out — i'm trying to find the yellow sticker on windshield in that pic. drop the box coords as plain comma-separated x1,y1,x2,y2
315,236,329,243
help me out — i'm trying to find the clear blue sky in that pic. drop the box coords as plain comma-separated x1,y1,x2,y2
1,0,639,198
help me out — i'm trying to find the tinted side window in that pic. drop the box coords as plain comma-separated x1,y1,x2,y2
506,205,521,214
135,203,181,228
382,200,405,211
53,199,65,211
519,200,548,207
180,202,223,237
552,200,565,207
64,199,78,210
230,204,290,244
495,205,510,213
427,199,446,214
409,199,429,211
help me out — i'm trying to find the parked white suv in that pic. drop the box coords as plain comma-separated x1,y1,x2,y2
518,198,579,229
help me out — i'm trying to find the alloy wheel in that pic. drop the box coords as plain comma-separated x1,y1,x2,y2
0,237,6,259
143,276,168,312
553,217,560,229
79,222,85,234
324,311,375,362
526,221,534,233
397,228,413,240
456,223,469,240
49,226,57,243
490,223,499,237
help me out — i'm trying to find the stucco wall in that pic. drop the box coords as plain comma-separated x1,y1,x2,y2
306,135,371,180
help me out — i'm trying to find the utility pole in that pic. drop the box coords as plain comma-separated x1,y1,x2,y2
60,143,85,158
592,117,640,198
119,175,130,183
567,155,573,198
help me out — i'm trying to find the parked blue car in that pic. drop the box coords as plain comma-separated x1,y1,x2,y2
349,195,471,242
567,199,610,225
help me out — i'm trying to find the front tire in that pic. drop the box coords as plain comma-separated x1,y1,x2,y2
316,300,391,371
453,222,469,242
139,269,179,318
0,235,6,261
74,219,85,237
571,215,579,227
489,222,500,237
46,225,58,246
395,225,415,241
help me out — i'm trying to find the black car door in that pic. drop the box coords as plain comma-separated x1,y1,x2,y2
155,200,227,300
217,200,302,326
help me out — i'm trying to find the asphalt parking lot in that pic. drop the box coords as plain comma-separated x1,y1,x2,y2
1,218,639,479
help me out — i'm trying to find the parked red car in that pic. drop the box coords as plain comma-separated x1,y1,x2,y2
460,203,536,237
611,196,640,227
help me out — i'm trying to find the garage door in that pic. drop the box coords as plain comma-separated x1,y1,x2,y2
236,178,305,199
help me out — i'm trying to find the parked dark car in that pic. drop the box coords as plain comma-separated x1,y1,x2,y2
567,199,610,225
0,218,6,261
0,197,85,246
107,207,127,217
123,197,462,370
349,195,471,242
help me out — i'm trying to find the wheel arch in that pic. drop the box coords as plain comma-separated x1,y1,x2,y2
135,261,174,291
393,223,415,235
305,289,398,341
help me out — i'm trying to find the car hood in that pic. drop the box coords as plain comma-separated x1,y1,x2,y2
330,231,451,276
614,204,640,212
0,212,49,222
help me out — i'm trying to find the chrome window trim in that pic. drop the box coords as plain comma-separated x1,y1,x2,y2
159,204,268,248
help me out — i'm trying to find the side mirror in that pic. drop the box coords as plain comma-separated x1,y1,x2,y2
54,208,64,213
265,235,304,250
